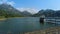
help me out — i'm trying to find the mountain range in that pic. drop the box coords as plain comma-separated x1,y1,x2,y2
0,3,60,17
0,4,32,18
33,9,60,17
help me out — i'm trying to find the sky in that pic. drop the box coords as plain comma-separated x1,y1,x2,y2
0,0,60,14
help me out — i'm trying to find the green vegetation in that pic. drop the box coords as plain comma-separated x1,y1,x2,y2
0,4,32,18
0,4,24,18
0,10,23,18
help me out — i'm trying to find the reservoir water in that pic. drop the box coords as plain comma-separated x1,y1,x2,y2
0,17,59,34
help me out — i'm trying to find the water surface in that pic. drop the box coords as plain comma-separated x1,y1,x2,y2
0,17,59,34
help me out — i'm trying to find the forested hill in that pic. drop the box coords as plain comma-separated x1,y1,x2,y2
0,4,32,18
33,9,60,17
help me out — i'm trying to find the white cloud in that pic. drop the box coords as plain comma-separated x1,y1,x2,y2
7,1,15,6
17,8,39,14
0,0,15,6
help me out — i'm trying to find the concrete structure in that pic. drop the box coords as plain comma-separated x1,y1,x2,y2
39,15,45,23
45,17,60,24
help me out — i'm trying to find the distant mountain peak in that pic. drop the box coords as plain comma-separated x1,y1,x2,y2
22,10,32,16
0,3,11,6
0,3,32,17
0,3,15,11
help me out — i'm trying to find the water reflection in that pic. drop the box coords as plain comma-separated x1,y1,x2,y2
0,17,59,34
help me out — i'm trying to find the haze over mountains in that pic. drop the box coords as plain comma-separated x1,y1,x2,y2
0,3,60,17
17,8,38,14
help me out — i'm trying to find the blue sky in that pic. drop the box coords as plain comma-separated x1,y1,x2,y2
0,0,60,14
12,0,60,10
